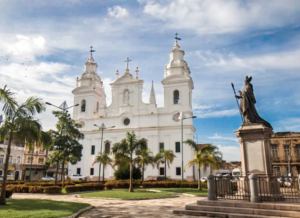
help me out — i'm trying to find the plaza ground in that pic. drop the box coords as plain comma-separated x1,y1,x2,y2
12,192,206,218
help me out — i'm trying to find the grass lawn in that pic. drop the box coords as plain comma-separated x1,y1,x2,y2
151,188,208,196
0,199,90,218
80,189,176,199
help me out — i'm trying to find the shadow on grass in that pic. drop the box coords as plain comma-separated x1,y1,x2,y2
152,188,208,196
0,199,89,218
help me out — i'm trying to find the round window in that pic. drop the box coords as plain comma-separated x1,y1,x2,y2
123,118,130,126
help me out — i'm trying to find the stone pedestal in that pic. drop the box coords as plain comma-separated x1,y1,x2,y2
234,124,273,177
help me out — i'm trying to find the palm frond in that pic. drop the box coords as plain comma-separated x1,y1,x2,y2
184,139,199,151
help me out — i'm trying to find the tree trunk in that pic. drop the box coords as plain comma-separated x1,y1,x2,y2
164,159,167,180
129,161,133,192
61,153,66,187
29,147,34,181
102,164,105,183
0,131,13,205
198,167,201,190
142,163,144,183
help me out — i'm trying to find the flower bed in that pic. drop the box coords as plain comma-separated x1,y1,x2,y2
65,183,104,193
104,180,141,189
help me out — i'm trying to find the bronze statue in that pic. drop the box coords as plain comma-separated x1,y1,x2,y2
234,76,272,128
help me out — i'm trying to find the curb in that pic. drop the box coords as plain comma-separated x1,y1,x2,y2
62,205,93,218
147,189,203,197
77,195,179,200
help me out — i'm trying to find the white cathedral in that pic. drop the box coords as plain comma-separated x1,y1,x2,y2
69,40,206,181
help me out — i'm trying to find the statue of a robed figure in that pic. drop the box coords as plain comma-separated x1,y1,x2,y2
233,76,272,129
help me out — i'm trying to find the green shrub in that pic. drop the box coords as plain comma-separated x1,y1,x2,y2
114,165,142,180
4,188,14,198
44,186,61,194
28,186,44,193
65,185,79,193
105,183,114,190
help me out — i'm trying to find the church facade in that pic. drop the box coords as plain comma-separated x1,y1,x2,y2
69,40,201,181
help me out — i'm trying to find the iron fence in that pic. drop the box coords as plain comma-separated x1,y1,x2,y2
215,176,250,201
258,176,300,202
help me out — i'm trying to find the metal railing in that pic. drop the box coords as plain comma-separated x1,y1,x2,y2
215,175,250,201
258,176,300,202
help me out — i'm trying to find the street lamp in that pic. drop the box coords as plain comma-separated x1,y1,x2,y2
94,123,115,182
46,101,79,185
178,112,197,183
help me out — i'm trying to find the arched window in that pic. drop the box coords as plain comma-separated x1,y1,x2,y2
0,155,4,164
81,99,86,112
173,90,179,104
17,156,21,164
9,155,12,163
105,142,110,154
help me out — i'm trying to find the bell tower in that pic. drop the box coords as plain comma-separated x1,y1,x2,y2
162,34,194,115
72,47,106,120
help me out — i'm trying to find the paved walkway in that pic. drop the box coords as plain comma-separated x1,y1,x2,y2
13,192,206,218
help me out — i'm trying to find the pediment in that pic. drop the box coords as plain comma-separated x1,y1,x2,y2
110,73,143,85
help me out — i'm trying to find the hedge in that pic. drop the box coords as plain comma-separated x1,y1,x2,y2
28,186,44,193
44,186,62,194
65,183,104,193
104,180,141,189
142,181,207,189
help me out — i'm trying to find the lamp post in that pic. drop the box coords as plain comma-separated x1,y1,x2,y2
94,123,115,182
179,112,197,183
46,101,79,186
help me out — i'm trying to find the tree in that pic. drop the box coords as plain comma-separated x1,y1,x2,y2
135,149,155,183
184,144,221,190
93,152,114,182
46,111,84,187
203,144,222,174
155,149,176,180
114,165,141,180
0,86,45,204
111,131,147,192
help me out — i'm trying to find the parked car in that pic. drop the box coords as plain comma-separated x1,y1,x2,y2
200,177,207,182
67,174,87,181
41,176,55,181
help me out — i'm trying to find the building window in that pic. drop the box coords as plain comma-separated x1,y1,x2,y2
175,142,180,153
123,118,130,126
9,155,12,163
17,156,21,164
273,167,280,176
81,99,86,112
159,167,164,176
27,157,33,164
173,90,179,104
296,145,300,157
271,145,278,158
91,145,95,155
105,143,110,154
0,155,4,163
284,145,290,159
176,167,181,176
77,168,81,175
0,170,2,176
90,168,94,175
159,143,164,151
38,158,44,164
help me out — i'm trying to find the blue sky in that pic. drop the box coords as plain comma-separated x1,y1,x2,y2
0,0,300,161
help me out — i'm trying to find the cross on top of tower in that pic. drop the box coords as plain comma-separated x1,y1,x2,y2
90,46,96,55
124,57,132,69
174,32,181,41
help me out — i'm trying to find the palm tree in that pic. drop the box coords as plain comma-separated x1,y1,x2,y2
185,144,221,190
111,131,147,192
155,149,176,180
203,144,222,174
93,152,114,183
184,139,199,152
135,149,155,183
0,86,46,204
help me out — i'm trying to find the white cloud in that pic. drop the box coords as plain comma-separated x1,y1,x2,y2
108,6,129,18
6,35,46,60
196,49,300,71
193,106,239,118
208,133,238,142
142,0,300,34
273,118,300,132
216,144,241,161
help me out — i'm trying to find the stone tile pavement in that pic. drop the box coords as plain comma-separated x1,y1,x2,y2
13,193,207,218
